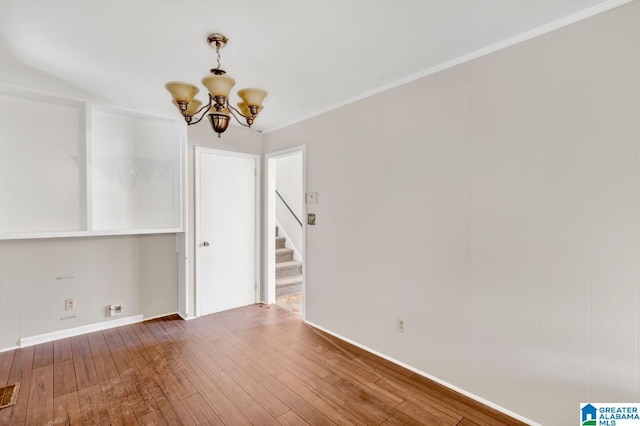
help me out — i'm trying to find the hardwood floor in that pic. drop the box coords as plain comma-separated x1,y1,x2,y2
0,304,526,425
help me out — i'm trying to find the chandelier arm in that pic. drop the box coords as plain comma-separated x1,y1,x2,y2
193,96,213,117
227,103,251,128
187,106,211,126
187,96,214,126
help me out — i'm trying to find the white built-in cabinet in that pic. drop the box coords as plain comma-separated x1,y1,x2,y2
0,89,185,239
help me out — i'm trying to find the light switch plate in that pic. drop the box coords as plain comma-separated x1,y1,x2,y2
305,192,318,204
307,213,316,225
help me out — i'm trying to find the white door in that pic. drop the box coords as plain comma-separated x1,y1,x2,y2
196,148,257,315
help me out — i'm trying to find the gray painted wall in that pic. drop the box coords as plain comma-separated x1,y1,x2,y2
264,3,640,424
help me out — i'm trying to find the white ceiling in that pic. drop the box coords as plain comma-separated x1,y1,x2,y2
0,0,628,133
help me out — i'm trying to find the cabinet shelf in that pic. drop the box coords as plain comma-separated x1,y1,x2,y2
0,89,185,240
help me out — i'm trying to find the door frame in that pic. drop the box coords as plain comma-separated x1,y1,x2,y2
265,145,306,318
194,147,261,317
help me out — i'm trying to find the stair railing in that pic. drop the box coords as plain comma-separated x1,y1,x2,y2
276,190,303,227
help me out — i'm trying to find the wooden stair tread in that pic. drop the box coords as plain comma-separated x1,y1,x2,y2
276,260,302,268
276,275,303,286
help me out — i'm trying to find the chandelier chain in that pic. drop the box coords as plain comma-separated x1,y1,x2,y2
216,43,222,70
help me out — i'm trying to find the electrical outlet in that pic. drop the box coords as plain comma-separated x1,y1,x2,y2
65,298,75,311
109,304,123,317
397,318,406,333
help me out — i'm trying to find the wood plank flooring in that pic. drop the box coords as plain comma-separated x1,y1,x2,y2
0,304,527,425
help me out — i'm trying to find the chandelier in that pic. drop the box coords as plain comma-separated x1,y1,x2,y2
165,33,267,138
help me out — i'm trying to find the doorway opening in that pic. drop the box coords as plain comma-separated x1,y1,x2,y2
266,147,305,317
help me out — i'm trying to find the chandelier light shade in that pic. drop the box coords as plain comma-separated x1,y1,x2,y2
165,82,199,104
238,88,268,109
165,33,267,138
201,75,236,98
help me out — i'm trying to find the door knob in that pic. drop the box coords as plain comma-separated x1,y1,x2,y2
203,241,210,247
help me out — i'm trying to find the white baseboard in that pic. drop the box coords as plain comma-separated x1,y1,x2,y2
144,311,179,321
20,315,144,348
304,320,541,426
176,311,199,320
0,344,20,353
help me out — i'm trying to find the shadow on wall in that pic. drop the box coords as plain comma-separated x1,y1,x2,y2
0,34,103,98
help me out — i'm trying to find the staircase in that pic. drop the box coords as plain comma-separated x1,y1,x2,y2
276,227,302,297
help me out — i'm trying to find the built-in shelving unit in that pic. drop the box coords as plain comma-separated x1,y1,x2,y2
0,88,185,240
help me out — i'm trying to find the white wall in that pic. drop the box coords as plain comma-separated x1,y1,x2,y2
264,2,640,425
0,234,177,350
275,152,303,256
0,85,182,352
185,123,263,317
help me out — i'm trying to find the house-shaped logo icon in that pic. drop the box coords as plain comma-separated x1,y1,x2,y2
581,404,597,425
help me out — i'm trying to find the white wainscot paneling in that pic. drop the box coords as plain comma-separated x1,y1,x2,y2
88,237,127,322
0,242,23,348
21,241,56,338
0,235,177,351
53,239,82,326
